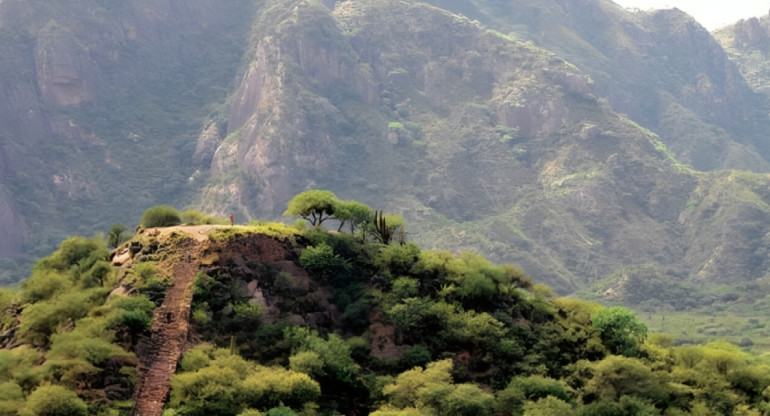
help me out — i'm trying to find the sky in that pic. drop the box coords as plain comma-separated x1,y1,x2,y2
613,0,769,30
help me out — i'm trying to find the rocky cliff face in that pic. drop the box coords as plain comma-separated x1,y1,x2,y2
714,14,770,96
194,0,770,295
0,0,255,270
4,0,770,302
426,0,770,172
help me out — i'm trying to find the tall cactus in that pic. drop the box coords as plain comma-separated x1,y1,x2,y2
374,210,391,245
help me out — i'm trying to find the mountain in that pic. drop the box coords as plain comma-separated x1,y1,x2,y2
2,0,770,304
422,0,770,172
0,0,256,276
714,14,770,96
194,0,770,297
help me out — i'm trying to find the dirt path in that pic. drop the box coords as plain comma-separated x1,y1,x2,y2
130,244,199,416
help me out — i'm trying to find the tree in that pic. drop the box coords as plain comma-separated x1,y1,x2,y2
107,223,128,248
381,359,453,409
334,200,373,233
440,383,494,416
591,306,647,357
284,190,340,228
522,396,574,415
583,356,668,405
139,205,182,228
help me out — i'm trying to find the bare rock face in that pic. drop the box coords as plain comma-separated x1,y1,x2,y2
0,0,255,268
731,17,770,51
715,14,770,97
0,189,24,258
219,1,375,215
192,121,225,168
206,233,342,329
35,24,95,107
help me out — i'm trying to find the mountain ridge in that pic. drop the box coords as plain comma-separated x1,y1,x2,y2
1,0,770,303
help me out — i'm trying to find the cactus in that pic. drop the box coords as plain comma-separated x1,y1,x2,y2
374,210,392,245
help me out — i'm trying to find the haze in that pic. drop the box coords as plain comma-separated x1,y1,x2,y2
614,0,769,30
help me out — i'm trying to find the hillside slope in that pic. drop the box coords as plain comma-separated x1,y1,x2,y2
196,0,770,296
714,14,770,96
422,0,770,172
1,222,770,415
0,0,256,271
2,0,770,302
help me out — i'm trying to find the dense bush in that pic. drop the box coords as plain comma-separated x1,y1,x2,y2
19,384,87,416
139,205,182,227
592,306,648,357
8,193,770,415
181,209,229,225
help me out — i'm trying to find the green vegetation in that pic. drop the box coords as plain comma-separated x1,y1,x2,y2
283,190,341,228
592,306,648,357
0,236,152,413
4,194,770,414
107,223,129,249
208,222,300,242
181,209,230,226
20,384,88,416
139,205,182,228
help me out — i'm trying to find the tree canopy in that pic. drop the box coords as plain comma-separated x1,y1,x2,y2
284,190,340,227
591,306,648,357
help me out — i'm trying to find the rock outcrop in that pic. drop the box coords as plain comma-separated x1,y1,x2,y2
195,0,770,295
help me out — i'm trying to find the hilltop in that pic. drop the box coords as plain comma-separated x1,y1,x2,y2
0,205,769,415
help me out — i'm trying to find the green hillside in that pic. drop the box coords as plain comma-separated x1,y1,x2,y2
1,200,769,415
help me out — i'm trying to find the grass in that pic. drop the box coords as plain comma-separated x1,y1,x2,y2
208,222,301,242
638,309,770,351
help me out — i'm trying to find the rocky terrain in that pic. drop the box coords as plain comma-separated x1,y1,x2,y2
193,0,770,298
2,0,770,304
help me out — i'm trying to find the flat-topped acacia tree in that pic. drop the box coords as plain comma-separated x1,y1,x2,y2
334,200,373,233
284,190,341,228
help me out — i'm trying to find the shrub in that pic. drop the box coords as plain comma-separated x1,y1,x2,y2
20,270,71,303
19,288,110,345
266,404,299,416
38,236,110,273
181,209,229,225
299,243,350,278
440,383,494,416
522,396,574,415
243,366,321,410
399,346,431,370
20,384,87,416
238,410,264,416
392,277,419,300
140,205,182,228
377,243,420,278
115,310,152,332
107,223,129,248
169,366,244,416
